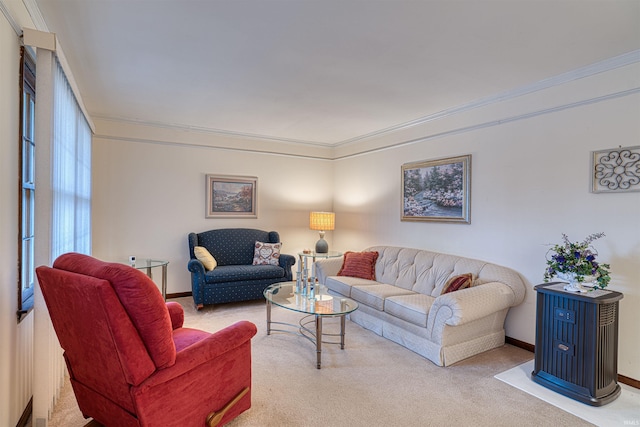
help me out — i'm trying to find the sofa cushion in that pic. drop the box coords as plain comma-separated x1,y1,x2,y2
252,241,281,266
384,294,435,328
205,264,285,284
325,276,378,298
338,251,379,280
194,246,217,271
441,273,474,294
351,284,414,311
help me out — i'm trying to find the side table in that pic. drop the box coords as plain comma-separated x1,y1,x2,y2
129,259,169,300
297,251,342,286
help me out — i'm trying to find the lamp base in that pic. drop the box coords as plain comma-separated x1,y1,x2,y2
315,238,328,253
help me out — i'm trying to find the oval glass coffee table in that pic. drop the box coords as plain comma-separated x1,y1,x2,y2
263,282,358,369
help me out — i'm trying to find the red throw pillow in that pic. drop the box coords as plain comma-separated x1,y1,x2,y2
441,273,474,295
337,251,379,280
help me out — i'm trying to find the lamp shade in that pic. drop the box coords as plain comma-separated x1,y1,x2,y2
309,211,335,231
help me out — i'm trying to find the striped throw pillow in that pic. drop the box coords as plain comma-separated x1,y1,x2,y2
441,273,474,295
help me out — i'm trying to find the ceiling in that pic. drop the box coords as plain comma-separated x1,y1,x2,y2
33,0,640,146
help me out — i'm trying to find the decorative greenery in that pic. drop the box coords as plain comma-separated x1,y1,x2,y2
543,232,611,289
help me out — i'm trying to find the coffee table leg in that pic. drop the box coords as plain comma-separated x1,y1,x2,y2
266,299,272,335
316,315,322,369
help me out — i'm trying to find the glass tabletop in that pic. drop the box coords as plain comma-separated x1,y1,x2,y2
264,282,358,316
129,259,169,269
298,251,343,258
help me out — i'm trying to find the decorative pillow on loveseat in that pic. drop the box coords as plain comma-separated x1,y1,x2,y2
337,251,379,280
194,246,217,271
252,241,281,265
441,273,474,294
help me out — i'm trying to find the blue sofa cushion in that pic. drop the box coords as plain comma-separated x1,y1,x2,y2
205,264,285,284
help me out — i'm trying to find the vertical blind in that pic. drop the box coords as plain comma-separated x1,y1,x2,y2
51,58,91,258
34,55,92,422
27,29,94,423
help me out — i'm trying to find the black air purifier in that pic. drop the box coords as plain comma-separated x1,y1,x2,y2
531,283,623,406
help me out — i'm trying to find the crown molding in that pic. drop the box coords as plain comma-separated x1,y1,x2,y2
97,86,639,162
62,46,640,157
0,0,22,35
21,0,48,31
89,49,640,153
335,49,640,148
11,0,639,152
91,115,334,148
18,0,95,133
92,133,333,161
333,87,640,160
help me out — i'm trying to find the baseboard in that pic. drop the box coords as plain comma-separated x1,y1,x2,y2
505,336,534,353
618,374,640,389
166,291,192,299
505,336,638,389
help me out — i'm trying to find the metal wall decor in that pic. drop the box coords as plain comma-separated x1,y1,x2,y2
592,146,640,193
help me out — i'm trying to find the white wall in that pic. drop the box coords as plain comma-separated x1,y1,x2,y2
91,122,334,295
332,63,640,380
1,6,28,426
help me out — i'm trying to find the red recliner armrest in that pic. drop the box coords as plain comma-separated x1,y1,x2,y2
131,320,257,426
136,320,257,390
166,301,184,329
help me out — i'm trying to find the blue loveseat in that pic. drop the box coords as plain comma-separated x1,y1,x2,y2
188,228,295,309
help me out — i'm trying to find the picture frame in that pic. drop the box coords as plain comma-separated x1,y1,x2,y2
205,174,257,218
591,145,640,193
401,155,471,223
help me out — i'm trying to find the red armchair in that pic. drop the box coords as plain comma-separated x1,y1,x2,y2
36,253,257,427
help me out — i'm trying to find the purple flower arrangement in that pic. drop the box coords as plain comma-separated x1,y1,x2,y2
543,232,611,289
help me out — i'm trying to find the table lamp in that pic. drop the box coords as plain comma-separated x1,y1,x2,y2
309,211,335,253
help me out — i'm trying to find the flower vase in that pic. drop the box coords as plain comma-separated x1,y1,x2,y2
556,272,587,293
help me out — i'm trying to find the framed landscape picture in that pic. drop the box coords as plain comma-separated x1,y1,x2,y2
401,155,471,223
206,174,257,218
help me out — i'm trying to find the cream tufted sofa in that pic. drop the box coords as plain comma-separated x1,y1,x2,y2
314,246,526,366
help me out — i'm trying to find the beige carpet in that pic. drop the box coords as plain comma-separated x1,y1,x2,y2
47,297,592,427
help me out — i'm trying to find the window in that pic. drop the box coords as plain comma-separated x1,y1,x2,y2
18,46,36,320
17,46,92,321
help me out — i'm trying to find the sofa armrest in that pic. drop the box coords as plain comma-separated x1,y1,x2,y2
166,302,184,330
279,254,296,281
315,257,344,285
428,282,516,328
187,259,207,306
137,321,258,390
